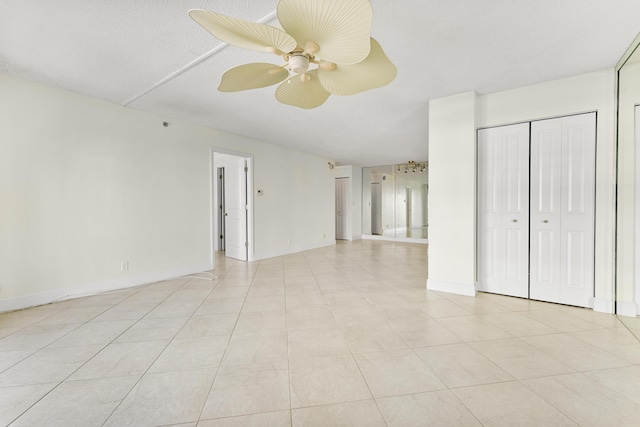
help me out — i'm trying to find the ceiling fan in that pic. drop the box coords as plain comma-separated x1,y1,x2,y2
189,0,397,109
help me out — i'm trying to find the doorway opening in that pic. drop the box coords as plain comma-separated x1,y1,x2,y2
335,177,349,240
212,149,253,262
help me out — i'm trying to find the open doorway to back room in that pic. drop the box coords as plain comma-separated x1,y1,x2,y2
212,150,254,262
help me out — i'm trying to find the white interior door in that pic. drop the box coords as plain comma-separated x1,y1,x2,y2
335,178,348,240
224,157,247,261
477,123,530,298
371,183,382,235
530,113,595,307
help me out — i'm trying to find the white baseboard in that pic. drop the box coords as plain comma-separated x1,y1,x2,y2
253,240,336,261
592,297,614,314
362,235,428,244
427,279,476,297
617,301,638,317
0,262,213,313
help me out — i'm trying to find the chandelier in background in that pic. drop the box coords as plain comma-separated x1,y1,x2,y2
396,161,427,174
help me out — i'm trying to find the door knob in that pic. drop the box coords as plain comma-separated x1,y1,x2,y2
542,220,549,223
511,219,518,223
224,213,228,217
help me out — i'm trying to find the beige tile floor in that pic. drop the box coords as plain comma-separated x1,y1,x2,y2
1,240,640,426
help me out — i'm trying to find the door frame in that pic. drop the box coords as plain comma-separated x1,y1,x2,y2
211,147,254,262
218,167,225,251
335,177,350,240
635,104,640,309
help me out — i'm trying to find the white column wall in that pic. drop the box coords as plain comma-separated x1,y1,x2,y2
0,74,335,311
427,91,477,296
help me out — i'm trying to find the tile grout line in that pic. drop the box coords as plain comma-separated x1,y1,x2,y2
8,277,194,427
196,258,259,424
322,245,392,427
99,275,220,426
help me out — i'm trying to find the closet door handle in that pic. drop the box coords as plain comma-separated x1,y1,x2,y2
542,220,549,223
511,219,518,223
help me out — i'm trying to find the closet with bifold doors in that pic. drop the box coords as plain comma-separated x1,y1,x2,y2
477,112,596,308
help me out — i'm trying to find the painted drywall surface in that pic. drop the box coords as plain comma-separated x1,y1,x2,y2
0,74,334,308
427,91,477,292
250,148,334,258
617,56,640,311
477,69,617,310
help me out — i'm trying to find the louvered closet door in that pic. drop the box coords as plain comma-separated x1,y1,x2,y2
530,113,596,307
477,123,530,298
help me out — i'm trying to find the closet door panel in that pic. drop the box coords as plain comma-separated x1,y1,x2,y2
530,121,563,303
559,113,596,307
478,129,504,294
477,123,529,298
530,113,595,307
502,128,530,297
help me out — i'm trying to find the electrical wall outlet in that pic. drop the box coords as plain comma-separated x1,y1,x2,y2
121,261,129,271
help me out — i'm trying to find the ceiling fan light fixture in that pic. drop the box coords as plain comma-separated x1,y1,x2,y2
319,61,337,71
299,73,311,82
304,41,320,55
289,54,310,75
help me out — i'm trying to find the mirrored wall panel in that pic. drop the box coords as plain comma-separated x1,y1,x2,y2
616,35,640,314
362,162,428,241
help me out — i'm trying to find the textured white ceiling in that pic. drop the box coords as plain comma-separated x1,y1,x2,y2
1,0,639,166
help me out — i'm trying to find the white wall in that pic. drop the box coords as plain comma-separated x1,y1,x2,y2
427,70,617,311
0,74,335,312
427,91,477,296
477,69,617,313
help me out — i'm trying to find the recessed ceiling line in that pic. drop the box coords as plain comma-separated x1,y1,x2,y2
122,9,278,106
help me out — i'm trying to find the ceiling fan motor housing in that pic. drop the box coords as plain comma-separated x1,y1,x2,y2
289,54,310,74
